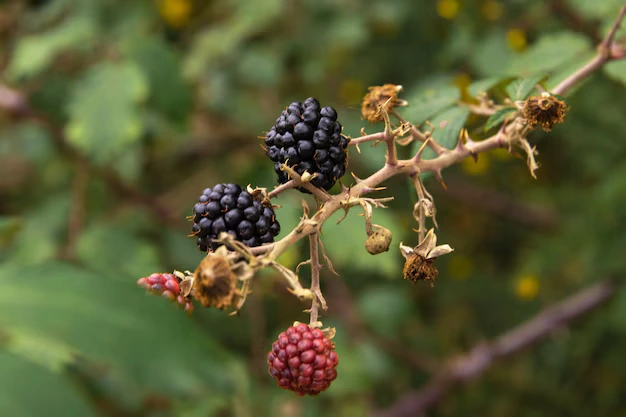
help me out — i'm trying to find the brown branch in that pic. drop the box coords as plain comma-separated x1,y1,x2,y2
59,159,89,262
308,233,325,325
385,132,399,166
268,180,296,199
375,279,620,417
552,5,626,96
348,132,387,146
411,174,427,241
391,111,447,155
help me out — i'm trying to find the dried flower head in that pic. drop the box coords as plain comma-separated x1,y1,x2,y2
403,253,438,285
399,229,454,286
522,92,566,132
361,84,407,123
192,253,238,309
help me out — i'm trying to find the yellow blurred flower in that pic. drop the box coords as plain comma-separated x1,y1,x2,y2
461,152,491,176
515,275,540,300
159,0,192,29
447,254,474,280
507,28,527,52
437,0,460,20
481,1,504,21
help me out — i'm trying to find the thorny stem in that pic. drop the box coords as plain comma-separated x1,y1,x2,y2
268,180,296,199
385,131,399,166
265,132,507,262
348,131,386,146
381,104,399,166
258,6,626,315
411,174,427,242
392,111,447,156
308,233,325,325
280,164,332,202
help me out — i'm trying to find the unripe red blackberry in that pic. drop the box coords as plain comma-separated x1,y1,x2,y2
137,273,192,312
191,183,281,252
264,98,349,192
267,323,339,396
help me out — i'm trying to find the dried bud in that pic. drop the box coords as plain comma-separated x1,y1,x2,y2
522,92,566,132
365,227,392,255
361,84,407,123
193,253,238,309
403,253,438,285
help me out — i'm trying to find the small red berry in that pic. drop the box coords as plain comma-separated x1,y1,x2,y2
137,272,194,314
267,324,338,396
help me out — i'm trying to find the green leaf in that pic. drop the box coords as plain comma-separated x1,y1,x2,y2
604,60,626,86
468,76,510,97
469,30,516,76
128,37,192,124
184,0,285,79
402,85,460,125
431,106,471,148
64,62,148,162
5,15,96,81
111,142,144,183
6,194,70,266
236,46,284,87
509,32,592,76
505,74,547,100
0,217,21,249
0,351,97,417
357,285,415,337
484,107,518,132
611,286,626,331
75,224,163,279
0,262,236,396
566,0,625,20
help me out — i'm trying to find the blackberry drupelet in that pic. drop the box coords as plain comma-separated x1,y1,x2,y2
264,98,349,192
267,323,339,396
191,183,281,252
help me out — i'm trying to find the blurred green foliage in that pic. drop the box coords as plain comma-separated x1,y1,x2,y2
1,0,626,416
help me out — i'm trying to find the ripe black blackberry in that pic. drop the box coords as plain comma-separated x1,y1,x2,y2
191,183,281,252
264,97,349,192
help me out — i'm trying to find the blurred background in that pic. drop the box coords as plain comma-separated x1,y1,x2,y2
1,0,626,416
